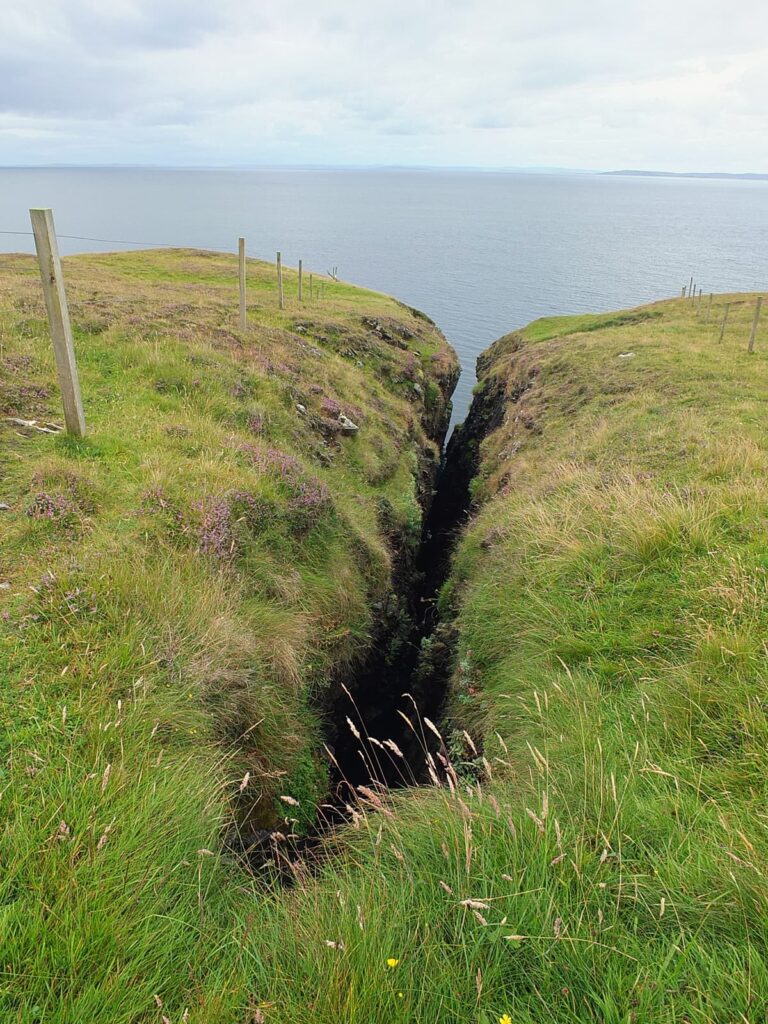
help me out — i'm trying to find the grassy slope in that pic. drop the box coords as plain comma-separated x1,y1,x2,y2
241,295,768,1023
0,249,456,1022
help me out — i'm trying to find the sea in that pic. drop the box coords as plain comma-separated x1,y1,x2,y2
2,166,767,426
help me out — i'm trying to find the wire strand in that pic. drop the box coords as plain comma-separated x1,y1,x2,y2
2,224,334,282
0,229,238,250
0,229,296,270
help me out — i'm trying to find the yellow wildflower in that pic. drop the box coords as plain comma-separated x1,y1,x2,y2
500,1015,513,1024
386,958,400,968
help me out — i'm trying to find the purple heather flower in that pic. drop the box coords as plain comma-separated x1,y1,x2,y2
27,493,77,523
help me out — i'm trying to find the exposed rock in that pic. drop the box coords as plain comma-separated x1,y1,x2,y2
361,316,392,341
338,413,359,435
312,415,343,442
361,315,410,349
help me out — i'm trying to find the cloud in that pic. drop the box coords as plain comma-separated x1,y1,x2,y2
1,0,768,169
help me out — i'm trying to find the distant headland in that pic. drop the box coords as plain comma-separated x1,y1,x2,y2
604,168,768,181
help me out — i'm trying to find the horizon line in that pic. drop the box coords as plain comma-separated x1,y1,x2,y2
0,163,766,178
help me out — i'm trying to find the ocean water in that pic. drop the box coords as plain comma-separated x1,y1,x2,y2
1,166,767,425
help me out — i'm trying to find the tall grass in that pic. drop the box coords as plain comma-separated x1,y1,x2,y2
235,294,768,1022
0,249,456,1021
4,262,767,1019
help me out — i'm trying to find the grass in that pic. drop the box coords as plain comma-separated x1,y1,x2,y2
5,270,768,1022
0,248,456,1022
231,293,768,1023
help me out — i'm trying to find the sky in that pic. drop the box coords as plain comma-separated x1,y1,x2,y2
2,0,768,171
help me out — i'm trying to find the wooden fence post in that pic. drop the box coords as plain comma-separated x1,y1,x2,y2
29,208,86,438
298,259,303,302
748,296,762,353
718,303,730,344
277,251,284,310
238,237,246,330
682,286,687,297
689,276,694,300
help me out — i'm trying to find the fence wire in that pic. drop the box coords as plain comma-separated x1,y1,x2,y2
0,230,283,268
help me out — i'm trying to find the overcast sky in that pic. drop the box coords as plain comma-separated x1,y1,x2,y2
2,0,767,171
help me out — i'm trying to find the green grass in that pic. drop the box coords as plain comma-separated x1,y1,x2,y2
5,270,768,1022
0,249,456,1022
231,293,768,1023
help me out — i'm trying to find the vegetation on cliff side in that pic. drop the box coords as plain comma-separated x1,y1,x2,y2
0,249,456,1022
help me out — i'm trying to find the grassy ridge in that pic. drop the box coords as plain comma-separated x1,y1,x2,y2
239,294,768,1022
0,249,456,1021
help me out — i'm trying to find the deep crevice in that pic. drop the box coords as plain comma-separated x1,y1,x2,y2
325,451,463,793
232,357,508,872
326,362,508,797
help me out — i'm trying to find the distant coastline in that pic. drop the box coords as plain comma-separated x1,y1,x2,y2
604,169,768,181
3,164,766,179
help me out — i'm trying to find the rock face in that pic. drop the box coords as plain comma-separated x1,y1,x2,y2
419,348,509,603
323,349,459,793
338,413,359,434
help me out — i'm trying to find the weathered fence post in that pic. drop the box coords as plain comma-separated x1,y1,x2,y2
276,251,284,310
29,208,86,437
689,276,694,300
682,286,687,298
748,296,762,353
718,303,730,344
298,259,303,302
238,237,246,330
